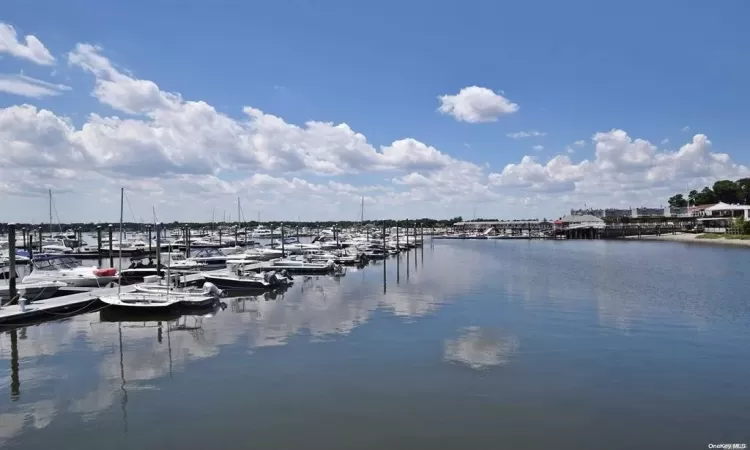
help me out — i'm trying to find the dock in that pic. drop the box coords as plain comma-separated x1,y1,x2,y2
0,261,279,328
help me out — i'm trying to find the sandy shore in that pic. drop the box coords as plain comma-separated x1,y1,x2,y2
625,233,750,247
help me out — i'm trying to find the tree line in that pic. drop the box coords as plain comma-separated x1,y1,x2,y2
668,179,750,207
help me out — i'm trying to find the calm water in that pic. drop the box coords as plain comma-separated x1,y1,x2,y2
1,240,750,449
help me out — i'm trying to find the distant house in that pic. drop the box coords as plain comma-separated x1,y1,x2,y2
697,202,750,233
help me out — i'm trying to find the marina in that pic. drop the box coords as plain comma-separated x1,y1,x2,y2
1,238,749,449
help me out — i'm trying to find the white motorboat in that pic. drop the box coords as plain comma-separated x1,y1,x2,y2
283,243,322,255
0,280,67,302
250,226,273,239
242,245,284,261
22,255,119,287
164,252,206,272
202,265,293,290
187,248,230,267
269,255,341,273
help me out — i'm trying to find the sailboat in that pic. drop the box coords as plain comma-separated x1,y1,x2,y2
99,189,224,310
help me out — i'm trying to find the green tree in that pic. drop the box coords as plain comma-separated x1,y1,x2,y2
668,194,688,207
713,179,741,203
688,190,698,204
694,186,717,205
736,178,750,204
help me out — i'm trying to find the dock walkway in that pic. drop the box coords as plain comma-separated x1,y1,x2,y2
0,263,271,327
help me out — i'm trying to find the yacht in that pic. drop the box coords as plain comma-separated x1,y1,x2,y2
250,226,273,239
187,248,231,267
269,255,341,273
22,255,119,287
242,245,284,261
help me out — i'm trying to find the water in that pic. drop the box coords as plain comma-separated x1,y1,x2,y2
1,240,749,449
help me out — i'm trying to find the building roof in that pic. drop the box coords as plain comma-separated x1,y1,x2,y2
705,202,750,212
560,214,604,223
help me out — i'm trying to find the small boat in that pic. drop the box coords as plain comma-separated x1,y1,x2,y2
187,248,231,267
101,282,224,309
202,265,293,290
0,280,67,302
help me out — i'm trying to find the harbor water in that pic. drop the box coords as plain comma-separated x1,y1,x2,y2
1,239,749,449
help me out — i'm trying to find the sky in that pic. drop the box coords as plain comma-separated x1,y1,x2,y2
1,0,750,224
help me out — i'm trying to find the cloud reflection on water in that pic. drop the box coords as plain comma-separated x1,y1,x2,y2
444,326,519,370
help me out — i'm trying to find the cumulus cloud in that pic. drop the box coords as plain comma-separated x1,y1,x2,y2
438,86,518,123
0,74,70,98
0,23,55,65
507,130,547,139
490,130,750,201
573,140,586,147
532,145,544,151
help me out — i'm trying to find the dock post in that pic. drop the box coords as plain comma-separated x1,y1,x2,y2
6,224,17,305
108,224,114,267
186,227,191,256
383,222,386,252
234,226,238,247
219,228,222,246
148,226,152,254
37,228,42,253
335,227,339,248
281,224,285,256
414,222,417,245
96,226,102,267
22,228,26,250
396,221,399,250
156,222,162,276
28,235,33,267
420,223,424,244
296,226,300,242
10,328,19,400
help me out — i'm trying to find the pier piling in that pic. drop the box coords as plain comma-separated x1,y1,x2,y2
21,228,26,251
96,226,102,267
37,228,42,253
281,224,285,256
148,226,152,253
10,328,19,401
7,223,17,305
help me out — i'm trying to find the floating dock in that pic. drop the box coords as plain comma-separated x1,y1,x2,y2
0,262,272,328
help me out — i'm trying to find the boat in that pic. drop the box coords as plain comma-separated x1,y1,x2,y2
100,282,224,309
250,226,273,239
187,248,231,267
22,255,119,287
202,265,293,290
242,245,284,261
164,252,206,272
269,255,341,273
100,189,225,310
0,280,67,302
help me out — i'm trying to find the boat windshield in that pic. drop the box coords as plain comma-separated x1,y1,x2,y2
33,256,82,270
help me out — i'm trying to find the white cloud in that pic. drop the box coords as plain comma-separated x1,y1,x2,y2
682,126,690,132
438,86,518,123
0,23,55,65
507,130,547,139
661,138,669,145
573,140,585,147
0,74,71,98
490,130,750,201
532,145,544,151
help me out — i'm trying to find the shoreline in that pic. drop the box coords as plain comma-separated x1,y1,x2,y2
623,233,750,247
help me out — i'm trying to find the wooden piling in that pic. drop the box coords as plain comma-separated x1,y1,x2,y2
281,224,285,256
96,226,102,267
7,223,17,305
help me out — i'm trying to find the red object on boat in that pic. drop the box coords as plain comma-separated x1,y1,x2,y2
94,268,117,277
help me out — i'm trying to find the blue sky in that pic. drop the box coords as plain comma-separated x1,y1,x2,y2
2,0,749,222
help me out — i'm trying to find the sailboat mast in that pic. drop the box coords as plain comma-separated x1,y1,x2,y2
237,197,241,227
118,187,124,294
48,189,52,237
